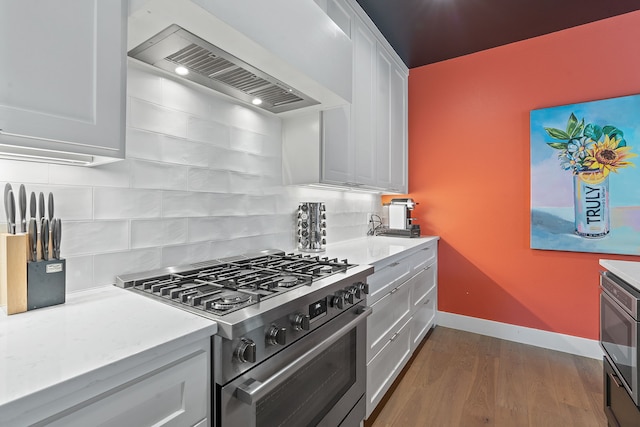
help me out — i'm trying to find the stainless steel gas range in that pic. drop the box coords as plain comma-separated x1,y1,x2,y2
116,249,373,427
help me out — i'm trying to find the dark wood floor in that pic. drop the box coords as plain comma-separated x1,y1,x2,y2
370,327,606,427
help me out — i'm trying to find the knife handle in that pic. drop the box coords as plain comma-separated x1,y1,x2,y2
41,218,49,261
28,219,38,262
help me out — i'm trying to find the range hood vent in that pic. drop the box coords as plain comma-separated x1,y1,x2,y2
128,25,319,114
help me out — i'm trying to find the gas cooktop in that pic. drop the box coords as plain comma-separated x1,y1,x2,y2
116,250,356,317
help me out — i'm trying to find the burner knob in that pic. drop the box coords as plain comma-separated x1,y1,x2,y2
266,326,287,346
292,313,310,331
332,292,345,309
356,282,369,295
345,289,355,304
349,285,362,299
235,338,256,363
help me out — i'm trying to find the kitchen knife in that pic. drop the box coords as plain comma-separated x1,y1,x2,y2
48,192,54,222
29,192,36,219
38,192,45,223
41,218,49,261
19,184,26,233
4,183,12,233
28,219,37,262
7,189,16,234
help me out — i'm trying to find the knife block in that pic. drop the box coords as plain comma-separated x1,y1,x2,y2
0,233,28,315
27,259,66,311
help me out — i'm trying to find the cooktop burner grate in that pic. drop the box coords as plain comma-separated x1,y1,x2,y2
121,252,355,316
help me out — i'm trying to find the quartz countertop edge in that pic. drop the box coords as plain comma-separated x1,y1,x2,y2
0,286,217,421
599,259,640,291
322,235,439,266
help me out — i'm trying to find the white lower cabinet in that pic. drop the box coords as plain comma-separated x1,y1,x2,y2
28,339,210,427
366,318,412,415
365,240,438,419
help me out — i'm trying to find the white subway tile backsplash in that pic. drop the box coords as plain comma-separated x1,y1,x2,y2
188,217,232,242
131,218,188,249
230,127,264,155
126,128,210,167
162,191,212,218
229,172,263,195
94,188,162,219
187,116,231,147
161,76,213,117
65,255,95,293
62,221,129,257
161,242,212,266
93,248,162,287
129,98,189,138
42,187,93,221
131,159,188,191
127,62,163,105
49,160,131,188
0,160,49,184
188,168,230,193
210,193,248,216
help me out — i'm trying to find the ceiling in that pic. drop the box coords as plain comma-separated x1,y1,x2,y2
354,0,640,68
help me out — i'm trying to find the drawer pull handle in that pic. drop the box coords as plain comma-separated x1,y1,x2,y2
608,371,624,388
391,287,399,294
390,333,398,341
389,262,400,267
424,299,431,305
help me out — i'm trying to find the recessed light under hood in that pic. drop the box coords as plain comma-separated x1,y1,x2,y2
128,25,319,114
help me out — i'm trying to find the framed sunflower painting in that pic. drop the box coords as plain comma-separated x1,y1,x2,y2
530,93,640,255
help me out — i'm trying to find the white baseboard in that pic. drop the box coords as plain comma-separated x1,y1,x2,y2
437,311,603,360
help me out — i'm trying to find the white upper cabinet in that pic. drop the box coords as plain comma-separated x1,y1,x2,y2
375,45,408,192
0,0,127,165
302,0,409,193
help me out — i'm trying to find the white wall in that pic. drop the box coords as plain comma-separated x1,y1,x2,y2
0,61,380,292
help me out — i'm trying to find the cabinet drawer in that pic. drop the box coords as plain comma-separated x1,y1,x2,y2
411,265,436,309
368,257,412,304
367,279,412,363
366,317,412,418
405,243,437,274
40,349,209,427
411,285,437,350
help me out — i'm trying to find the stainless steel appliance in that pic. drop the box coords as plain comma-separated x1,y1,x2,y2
297,202,327,253
378,198,420,238
116,250,373,427
600,271,640,408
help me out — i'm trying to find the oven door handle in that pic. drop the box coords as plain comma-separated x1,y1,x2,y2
235,305,372,405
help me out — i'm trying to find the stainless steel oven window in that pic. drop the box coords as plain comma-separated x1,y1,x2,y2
601,291,636,394
220,305,368,427
256,330,356,426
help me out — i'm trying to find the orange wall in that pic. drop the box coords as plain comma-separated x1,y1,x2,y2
408,11,640,340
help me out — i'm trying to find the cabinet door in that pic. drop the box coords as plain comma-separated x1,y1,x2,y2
0,0,126,160
367,279,412,363
375,45,407,193
326,0,354,38
366,317,412,418
352,16,377,187
322,105,355,185
40,347,209,427
389,61,408,193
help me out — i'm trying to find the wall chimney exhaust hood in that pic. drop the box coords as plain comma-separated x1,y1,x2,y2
128,0,352,114
129,25,319,114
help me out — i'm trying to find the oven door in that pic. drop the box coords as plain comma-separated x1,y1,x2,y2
220,304,370,427
601,290,639,405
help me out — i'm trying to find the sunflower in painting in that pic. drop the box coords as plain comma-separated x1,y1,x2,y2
543,113,636,176
583,134,637,177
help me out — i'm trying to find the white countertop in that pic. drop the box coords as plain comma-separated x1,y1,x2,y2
0,286,217,413
600,259,640,291
324,235,439,266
